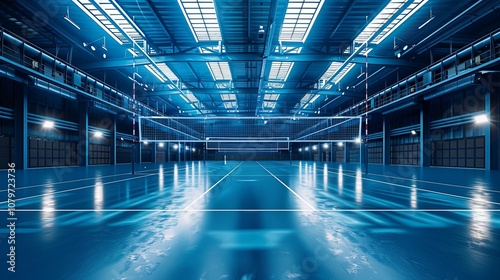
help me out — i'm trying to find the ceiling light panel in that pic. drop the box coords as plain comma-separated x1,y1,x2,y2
279,0,325,42
178,0,222,42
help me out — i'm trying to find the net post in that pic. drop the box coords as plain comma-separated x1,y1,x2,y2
289,142,292,165
203,142,206,165
178,141,181,162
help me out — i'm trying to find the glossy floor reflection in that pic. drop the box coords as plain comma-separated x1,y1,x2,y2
0,161,499,279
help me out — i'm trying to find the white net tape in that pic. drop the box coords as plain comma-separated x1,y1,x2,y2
139,116,362,148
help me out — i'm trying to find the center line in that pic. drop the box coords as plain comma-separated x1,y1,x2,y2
183,162,244,210
257,162,317,211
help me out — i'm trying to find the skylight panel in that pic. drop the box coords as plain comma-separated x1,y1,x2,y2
157,64,179,82
269,62,294,81
184,92,198,103
178,0,222,42
144,65,167,83
279,0,324,42
207,62,232,80
74,0,145,44
263,101,276,108
353,0,427,45
263,94,280,101
221,94,236,101
224,102,237,109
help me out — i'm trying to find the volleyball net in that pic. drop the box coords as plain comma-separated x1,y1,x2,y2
139,116,362,152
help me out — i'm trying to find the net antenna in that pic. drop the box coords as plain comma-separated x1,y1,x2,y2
139,116,362,153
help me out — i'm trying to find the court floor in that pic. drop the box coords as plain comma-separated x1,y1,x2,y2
1,161,499,279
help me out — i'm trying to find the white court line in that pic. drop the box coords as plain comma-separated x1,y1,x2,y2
0,165,173,192
276,161,500,206
257,162,317,211
0,172,160,205
285,161,500,193
2,209,500,212
183,162,244,210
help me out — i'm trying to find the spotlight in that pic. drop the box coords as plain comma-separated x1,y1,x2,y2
91,45,96,51
299,148,302,152
322,143,329,149
403,45,408,51
102,53,106,59
192,148,196,152
94,131,103,138
411,130,417,135
159,143,164,148
305,147,309,151
312,145,317,151
337,142,343,147
173,144,178,149
355,138,361,143
42,120,54,128
474,114,489,124
143,141,148,145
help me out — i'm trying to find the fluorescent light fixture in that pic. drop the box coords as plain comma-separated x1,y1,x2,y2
279,0,325,43
418,16,434,29
263,101,276,109
180,94,190,103
42,120,55,128
224,101,237,109
337,142,343,147
64,7,81,30
94,131,103,138
207,62,232,80
177,0,222,42
309,94,320,103
128,48,139,57
269,61,295,82
159,143,165,147
474,114,489,124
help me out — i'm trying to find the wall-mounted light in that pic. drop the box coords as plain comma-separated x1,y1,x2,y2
299,148,302,152
355,138,361,143
94,131,103,138
312,145,318,151
337,142,344,147
411,130,417,135
192,148,196,152
143,141,149,145
474,114,489,124
322,143,329,149
42,120,54,129
305,147,309,151
173,144,178,149
159,143,164,148
83,36,107,58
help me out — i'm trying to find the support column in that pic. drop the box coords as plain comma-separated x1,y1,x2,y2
485,89,492,170
382,116,391,165
110,115,116,165
420,101,431,167
167,142,170,162
151,141,156,163
78,99,88,167
331,142,334,162
344,143,350,163
14,84,28,170
178,142,181,162
137,142,142,164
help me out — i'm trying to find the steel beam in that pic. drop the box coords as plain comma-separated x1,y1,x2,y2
79,53,420,70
